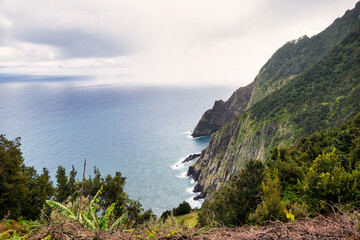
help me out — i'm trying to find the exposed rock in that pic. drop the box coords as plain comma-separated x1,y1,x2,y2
193,191,207,200
187,165,201,180
182,153,201,164
191,83,254,138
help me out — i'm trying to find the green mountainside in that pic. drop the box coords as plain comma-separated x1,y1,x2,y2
192,2,360,138
189,2,360,201
198,112,360,226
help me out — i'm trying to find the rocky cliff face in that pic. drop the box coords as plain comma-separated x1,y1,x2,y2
189,2,360,201
192,1,360,138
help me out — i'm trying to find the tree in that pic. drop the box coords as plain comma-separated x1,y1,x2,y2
0,135,54,220
0,135,27,219
68,165,78,197
56,166,70,202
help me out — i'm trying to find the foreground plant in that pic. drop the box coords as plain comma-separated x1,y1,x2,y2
133,214,196,239
46,185,128,232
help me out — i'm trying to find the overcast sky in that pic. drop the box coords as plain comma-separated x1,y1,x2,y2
0,0,358,86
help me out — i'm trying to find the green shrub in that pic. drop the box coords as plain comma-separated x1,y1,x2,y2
197,159,265,226
249,170,287,224
173,201,191,216
304,149,360,212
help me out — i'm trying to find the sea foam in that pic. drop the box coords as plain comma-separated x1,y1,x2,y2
170,158,186,170
186,186,195,194
177,171,188,179
186,197,204,209
182,130,193,135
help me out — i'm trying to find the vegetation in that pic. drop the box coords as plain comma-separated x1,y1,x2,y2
175,211,199,227
197,159,265,226
198,113,360,227
0,135,54,220
0,134,155,238
161,201,192,221
46,186,128,233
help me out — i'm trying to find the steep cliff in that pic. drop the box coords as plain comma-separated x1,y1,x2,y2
192,83,253,138
189,2,360,201
192,2,360,138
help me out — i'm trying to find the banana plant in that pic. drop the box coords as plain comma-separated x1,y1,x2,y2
79,202,128,230
46,185,128,231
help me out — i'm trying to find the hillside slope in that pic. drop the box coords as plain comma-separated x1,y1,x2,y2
189,15,360,201
192,2,360,138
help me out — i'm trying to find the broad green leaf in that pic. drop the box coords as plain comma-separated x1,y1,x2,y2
104,203,115,218
46,200,76,220
80,211,97,230
100,217,107,230
89,206,99,229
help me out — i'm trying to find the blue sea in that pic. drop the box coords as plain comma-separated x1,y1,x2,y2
0,75,233,215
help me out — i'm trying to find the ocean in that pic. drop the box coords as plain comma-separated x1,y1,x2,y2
0,75,233,215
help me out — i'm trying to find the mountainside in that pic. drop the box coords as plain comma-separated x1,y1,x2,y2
192,2,360,138
189,2,360,201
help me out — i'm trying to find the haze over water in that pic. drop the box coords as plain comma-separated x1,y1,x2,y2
0,75,233,215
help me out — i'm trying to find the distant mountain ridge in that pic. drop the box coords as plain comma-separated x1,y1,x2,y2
192,1,360,138
189,1,360,201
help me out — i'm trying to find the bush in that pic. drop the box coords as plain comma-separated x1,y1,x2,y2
173,201,191,216
197,159,265,226
249,170,287,224
304,148,360,212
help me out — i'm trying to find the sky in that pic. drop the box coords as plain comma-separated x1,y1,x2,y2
0,0,358,87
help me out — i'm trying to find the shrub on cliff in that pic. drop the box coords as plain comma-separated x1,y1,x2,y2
173,201,192,216
249,170,287,224
197,158,265,227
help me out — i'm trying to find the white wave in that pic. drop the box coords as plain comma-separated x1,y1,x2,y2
186,197,204,209
189,178,195,184
191,135,209,140
182,130,193,135
170,158,186,170
171,152,201,170
186,186,195,194
177,171,188,179
186,134,194,139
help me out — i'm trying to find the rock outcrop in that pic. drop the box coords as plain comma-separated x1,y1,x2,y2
182,153,201,164
191,84,253,138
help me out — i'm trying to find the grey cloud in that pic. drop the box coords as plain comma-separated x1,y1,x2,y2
14,28,132,58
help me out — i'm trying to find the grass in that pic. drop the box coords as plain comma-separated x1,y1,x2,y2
175,211,199,227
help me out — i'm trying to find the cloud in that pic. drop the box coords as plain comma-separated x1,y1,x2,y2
14,29,131,58
0,0,358,86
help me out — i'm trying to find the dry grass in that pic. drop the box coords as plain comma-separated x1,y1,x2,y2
198,212,360,239
28,210,360,239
